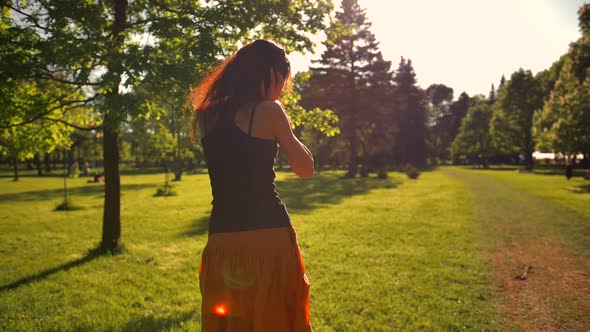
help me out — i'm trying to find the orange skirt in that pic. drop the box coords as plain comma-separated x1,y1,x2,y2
199,226,312,332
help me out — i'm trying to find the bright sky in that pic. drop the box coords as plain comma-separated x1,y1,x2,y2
289,0,588,98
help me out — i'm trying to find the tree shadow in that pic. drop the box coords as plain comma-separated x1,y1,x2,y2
0,247,104,293
458,165,589,178
122,310,198,332
568,184,590,194
180,214,210,237
0,183,155,202
276,172,399,214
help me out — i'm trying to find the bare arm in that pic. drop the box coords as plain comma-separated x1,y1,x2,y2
268,101,314,179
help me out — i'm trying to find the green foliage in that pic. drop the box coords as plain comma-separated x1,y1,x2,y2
303,0,393,176
490,69,544,169
578,4,590,35
428,92,472,163
281,72,340,137
451,100,494,167
0,80,79,162
535,31,590,156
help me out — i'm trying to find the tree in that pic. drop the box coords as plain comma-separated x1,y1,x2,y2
499,74,506,89
534,4,590,164
3,0,333,250
488,84,496,105
491,69,544,170
391,57,427,167
425,83,454,163
451,100,494,168
303,0,393,177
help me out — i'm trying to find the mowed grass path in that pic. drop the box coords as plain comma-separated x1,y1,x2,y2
445,167,590,331
1,166,588,331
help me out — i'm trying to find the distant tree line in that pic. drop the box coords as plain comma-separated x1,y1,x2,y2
299,0,590,175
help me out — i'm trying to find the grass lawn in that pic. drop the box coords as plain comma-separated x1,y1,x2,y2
445,166,590,331
1,166,588,331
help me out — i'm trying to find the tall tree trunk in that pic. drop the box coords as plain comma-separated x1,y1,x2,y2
67,149,74,176
52,151,59,169
44,153,51,173
524,129,534,170
346,134,358,177
34,153,43,176
12,157,19,181
102,115,122,250
101,0,126,251
173,126,183,181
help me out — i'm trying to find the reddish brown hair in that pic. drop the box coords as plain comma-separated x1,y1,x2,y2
189,39,290,141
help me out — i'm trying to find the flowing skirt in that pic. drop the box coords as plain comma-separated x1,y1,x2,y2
199,226,312,332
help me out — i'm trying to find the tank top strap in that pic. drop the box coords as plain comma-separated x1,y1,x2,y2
248,102,259,135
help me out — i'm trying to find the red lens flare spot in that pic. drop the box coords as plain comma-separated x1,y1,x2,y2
214,305,228,317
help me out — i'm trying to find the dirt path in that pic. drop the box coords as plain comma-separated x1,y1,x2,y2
445,169,590,332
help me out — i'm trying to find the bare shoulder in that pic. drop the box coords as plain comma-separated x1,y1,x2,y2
257,100,284,118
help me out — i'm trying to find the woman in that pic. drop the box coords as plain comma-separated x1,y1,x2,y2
190,39,314,331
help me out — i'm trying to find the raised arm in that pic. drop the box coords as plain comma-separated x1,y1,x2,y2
266,101,314,179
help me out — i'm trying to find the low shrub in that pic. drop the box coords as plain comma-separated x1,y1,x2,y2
154,184,177,197
404,163,420,179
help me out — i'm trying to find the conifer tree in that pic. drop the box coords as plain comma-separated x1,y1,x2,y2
304,0,393,177
391,58,427,166
499,74,507,89
488,84,496,104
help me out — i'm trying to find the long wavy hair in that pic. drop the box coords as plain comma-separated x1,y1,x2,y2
189,39,291,141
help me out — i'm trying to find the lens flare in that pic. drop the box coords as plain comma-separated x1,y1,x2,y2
214,304,228,317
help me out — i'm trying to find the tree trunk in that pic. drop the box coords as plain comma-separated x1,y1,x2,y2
187,157,194,171
67,149,74,176
34,153,43,176
26,159,33,170
346,134,358,177
101,0,127,251
12,157,19,181
173,128,183,181
173,158,183,181
44,153,51,173
52,151,59,169
523,126,535,170
102,116,121,250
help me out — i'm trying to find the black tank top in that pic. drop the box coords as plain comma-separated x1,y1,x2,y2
201,103,291,235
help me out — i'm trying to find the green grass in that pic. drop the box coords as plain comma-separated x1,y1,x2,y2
2,166,588,331
447,166,590,257
444,167,590,331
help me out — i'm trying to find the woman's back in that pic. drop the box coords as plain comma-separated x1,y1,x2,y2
201,103,291,234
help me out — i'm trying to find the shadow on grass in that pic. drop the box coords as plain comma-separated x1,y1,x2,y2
0,247,106,293
568,183,590,194
122,310,197,332
181,214,210,237
462,165,589,178
277,172,399,213
0,183,154,202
